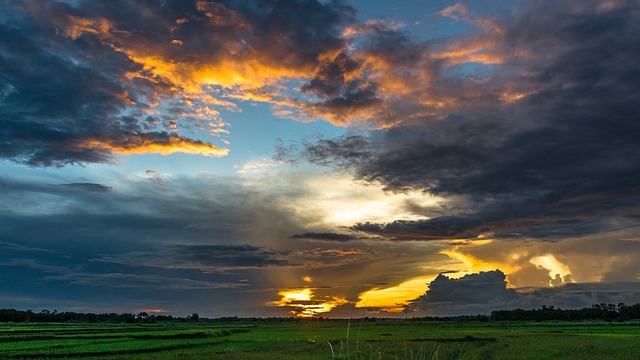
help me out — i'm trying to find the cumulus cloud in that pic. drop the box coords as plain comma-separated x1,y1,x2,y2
406,270,640,316
406,270,518,315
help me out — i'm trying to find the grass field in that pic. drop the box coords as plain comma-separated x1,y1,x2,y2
1,319,639,359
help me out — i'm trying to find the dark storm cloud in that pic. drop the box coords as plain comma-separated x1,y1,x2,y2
406,270,518,315
291,0,640,240
348,187,640,241
0,173,313,254
351,217,483,241
296,18,444,125
300,52,362,99
221,0,353,66
60,0,353,67
276,135,374,171
405,270,640,316
289,232,358,242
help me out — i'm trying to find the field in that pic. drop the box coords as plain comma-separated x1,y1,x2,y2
1,319,639,359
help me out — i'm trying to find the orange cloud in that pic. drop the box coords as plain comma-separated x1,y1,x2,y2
432,4,524,66
60,13,316,107
56,3,532,133
80,136,228,157
440,240,521,283
63,15,114,40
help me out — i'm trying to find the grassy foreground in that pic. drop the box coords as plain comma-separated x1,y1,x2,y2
1,319,639,359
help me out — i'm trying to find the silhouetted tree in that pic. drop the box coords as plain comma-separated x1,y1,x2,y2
187,312,199,322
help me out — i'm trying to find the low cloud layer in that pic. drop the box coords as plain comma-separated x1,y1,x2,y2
97,244,295,271
289,232,359,242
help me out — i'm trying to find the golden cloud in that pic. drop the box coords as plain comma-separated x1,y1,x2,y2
57,3,535,132
79,136,228,157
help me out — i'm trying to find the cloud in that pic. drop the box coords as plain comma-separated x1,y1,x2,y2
45,272,247,290
271,287,349,318
287,0,640,242
58,183,113,192
1,169,345,315
3,169,415,315
0,1,232,165
0,241,54,253
0,0,355,165
97,244,295,271
289,232,358,242
1,258,78,275
406,270,640,316
515,282,640,310
234,159,279,174
351,217,485,241
5,0,638,168
405,270,518,315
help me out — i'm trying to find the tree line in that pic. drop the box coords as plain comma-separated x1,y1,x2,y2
490,303,640,321
0,309,200,323
1,303,639,323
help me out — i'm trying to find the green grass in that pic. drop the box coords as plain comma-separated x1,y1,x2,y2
0,320,638,359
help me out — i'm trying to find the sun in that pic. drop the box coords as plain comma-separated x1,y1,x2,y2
272,288,348,318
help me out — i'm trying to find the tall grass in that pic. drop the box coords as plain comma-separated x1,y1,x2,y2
327,320,467,360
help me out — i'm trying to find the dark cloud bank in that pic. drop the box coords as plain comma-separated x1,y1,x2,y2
0,174,310,315
290,0,640,241
289,232,359,242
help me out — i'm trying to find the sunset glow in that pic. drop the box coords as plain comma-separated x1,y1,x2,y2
273,289,348,318
530,255,572,287
356,277,434,313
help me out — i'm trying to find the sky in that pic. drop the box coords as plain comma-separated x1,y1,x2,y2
0,0,639,318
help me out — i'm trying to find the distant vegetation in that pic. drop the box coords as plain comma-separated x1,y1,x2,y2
490,303,640,322
0,309,200,323
1,303,639,323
